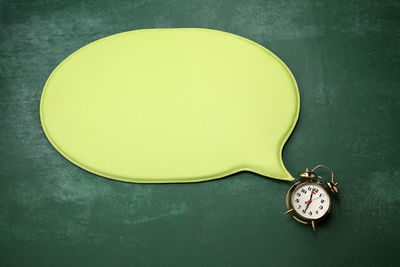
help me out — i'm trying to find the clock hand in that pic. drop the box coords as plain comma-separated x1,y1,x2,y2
305,195,324,204
304,201,311,212
304,188,315,212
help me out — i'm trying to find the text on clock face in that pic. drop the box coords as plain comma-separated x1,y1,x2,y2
291,183,330,220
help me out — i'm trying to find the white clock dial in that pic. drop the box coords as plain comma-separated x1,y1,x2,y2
291,183,330,220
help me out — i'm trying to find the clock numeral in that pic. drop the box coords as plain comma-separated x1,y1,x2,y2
295,199,300,203
298,205,301,209
297,193,301,197
319,205,323,210
319,193,322,197
321,199,325,203
308,187,312,191
315,210,319,214
309,211,312,216
314,189,319,193
301,189,307,194
302,210,306,214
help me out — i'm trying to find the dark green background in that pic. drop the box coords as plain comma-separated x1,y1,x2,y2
1,0,399,266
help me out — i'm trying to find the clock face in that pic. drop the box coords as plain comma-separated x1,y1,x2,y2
291,182,330,220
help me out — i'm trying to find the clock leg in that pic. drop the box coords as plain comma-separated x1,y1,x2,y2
311,220,316,231
283,208,294,215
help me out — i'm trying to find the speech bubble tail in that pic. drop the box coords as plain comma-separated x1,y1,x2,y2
253,167,295,181
244,151,295,181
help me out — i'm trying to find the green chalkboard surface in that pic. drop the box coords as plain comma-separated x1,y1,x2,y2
1,0,399,266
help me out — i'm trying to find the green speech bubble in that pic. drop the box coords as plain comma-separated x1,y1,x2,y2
40,28,300,183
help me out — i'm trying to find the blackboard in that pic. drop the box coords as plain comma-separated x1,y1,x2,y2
1,0,399,266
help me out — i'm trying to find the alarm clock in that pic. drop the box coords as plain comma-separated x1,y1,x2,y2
284,165,339,231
